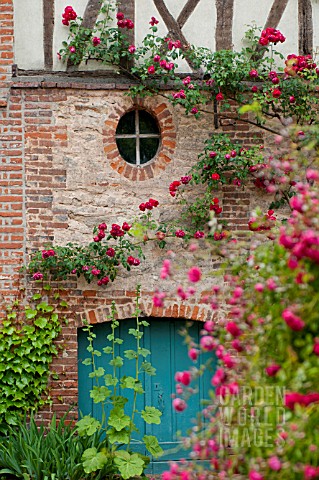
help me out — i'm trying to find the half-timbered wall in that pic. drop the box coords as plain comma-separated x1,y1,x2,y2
14,0,318,73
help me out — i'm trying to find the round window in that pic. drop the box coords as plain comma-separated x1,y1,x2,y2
115,109,160,165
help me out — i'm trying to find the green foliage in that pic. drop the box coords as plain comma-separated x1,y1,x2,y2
77,288,163,478
0,413,110,480
0,297,62,432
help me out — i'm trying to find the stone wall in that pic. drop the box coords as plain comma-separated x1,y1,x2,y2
0,76,268,417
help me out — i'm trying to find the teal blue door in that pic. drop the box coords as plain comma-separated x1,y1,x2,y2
78,318,215,474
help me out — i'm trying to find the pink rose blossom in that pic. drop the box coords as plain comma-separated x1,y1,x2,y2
188,266,201,283
32,272,43,280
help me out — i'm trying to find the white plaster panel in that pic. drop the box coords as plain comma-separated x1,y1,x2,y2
53,0,88,70
313,0,319,56
234,0,298,68
14,0,44,70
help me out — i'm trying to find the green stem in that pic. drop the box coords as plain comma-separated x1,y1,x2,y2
127,285,141,451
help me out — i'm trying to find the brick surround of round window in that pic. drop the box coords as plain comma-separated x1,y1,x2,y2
102,98,176,181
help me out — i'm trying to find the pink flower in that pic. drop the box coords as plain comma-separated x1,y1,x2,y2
69,46,76,53
32,272,43,280
211,368,226,386
200,335,217,351
226,321,242,338
249,69,258,78
248,471,264,480
149,16,159,26
188,348,199,361
313,339,319,356
153,291,166,307
268,456,281,471
265,364,281,376
106,248,115,257
127,256,140,266
153,54,161,62
282,308,305,331
91,268,101,276
71,269,77,274
306,169,319,181
304,465,319,480
173,398,187,412
216,92,224,101
254,283,264,292
175,230,186,238
251,86,258,92
148,65,155,74
122,222,131,231
42,249,55,258
231,339,243,352
191,107,198,114
272,88,282,98
97,276,109,286
183,76,191,85
92,36,101,46
211,173,220,180
160,259,171,279
266,278,277,290
194,231,204,239
188,266,201,283
116,12,124,20
128,45,136,54
175,371,191,386
98,222,107,230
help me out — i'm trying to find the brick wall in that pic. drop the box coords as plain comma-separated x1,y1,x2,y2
0,77,268,418
0,0,23,299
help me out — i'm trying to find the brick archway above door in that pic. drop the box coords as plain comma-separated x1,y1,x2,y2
102,97,177,181
77,298,215,327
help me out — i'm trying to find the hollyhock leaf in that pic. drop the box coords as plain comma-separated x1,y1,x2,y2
82,448,108,474
143,435,164,458
114,451,144,480
141,406,162,424
141,361,156,376
108,407,131,431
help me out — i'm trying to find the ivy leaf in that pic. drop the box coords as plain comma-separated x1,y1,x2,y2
143,435,164,458
34,317,47,329
107,427,130,444
25,309,37,320
108,407,131,431
141,406,162,424
114,451,144,480
140,361,156,376
76,416,101,436
82,447,108,474
90,386,111,403
32,293,42,300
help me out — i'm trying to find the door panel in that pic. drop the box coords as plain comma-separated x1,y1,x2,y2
78,318,216,473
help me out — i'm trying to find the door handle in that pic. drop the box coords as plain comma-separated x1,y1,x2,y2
158,392,165,413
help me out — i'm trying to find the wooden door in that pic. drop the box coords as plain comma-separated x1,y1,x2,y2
78,318,215,473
